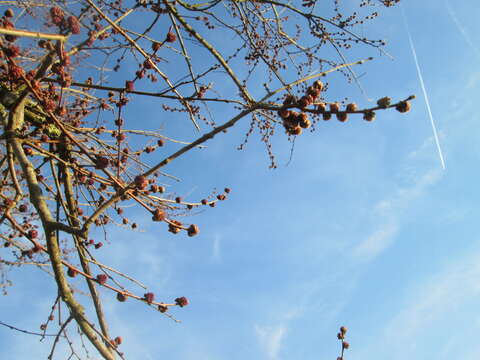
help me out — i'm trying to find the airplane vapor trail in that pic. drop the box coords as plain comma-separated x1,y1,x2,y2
401,5,446,170
445,0,480,59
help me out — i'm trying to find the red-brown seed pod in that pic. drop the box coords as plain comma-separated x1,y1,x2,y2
96,274,108,285
67,268,77,278
317,103,326,112
217,194,226,201
125,80,134,92
50,7,64,19
298,96,310,109
340,326,348,334
152,42,161,52
330,103,340,113
175,196,182,203
306,87,320,99
114,336,122,345
175,296,189,307
143,59,154,69
346,103,357,112
27,229,38,239
305,95,314,104
288,126,302,136
278,108,291,119
283,94,296,105
95,156,109,170
363,111,376,122
187,224,199,237
10,64,24,79
50,7,64,25
4,9,14,18
157,139,165,147
224,188,231,193
168,220,182,234
377,96,391,108
312,80,324,91
67,16,81,34
322,112,332,121
4,45,20,59
117,293,127,302
152,208,165,222
201,199,208,205
298,113,311,129
336,112,348,122
158,304,168,313
134,175,147,190
300,118,311,129
395,101,411,113
144,292,155,304
166,31,176,43
18,204,27,213
342,341,350,349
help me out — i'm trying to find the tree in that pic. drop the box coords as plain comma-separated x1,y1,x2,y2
0,0,410,358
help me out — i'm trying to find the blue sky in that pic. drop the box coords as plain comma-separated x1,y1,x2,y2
2,1,480,359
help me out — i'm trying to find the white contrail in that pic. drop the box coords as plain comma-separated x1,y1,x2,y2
445,0,480,59
401,5,446,170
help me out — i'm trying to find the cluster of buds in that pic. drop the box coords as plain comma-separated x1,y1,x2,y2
110,336,122,347
166,31,176,43
95,156,110,170
278,81,412,132
2,9,16,42
96,274,108,285
134,175,148,190
152,208,166,222
200,187,231,208
168,220,183,234
166,220,200,237
83,239,103,249
278,80,323,135
144,292,155,304
336,325,350,360
49,7,81,34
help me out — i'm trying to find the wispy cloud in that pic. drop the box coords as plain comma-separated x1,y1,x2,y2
255,325,287,360
212,234,221,261
353,221,398,261
356,250,480,360
445,0,480,59
352,167,442,262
